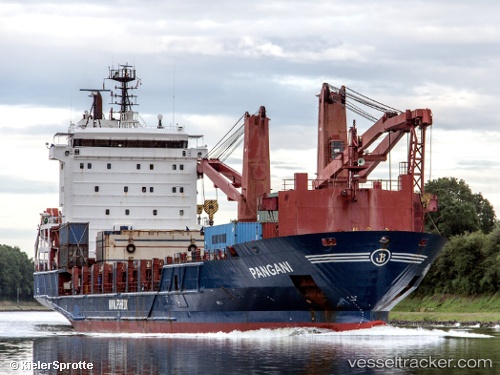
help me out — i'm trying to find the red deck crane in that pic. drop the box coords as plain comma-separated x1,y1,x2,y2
198,84,437,236
198,106,270,222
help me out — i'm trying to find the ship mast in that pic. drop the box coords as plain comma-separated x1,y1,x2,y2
108,64,140,127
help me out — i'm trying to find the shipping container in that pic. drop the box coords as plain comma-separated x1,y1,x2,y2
204,222,262,251
59,244,89,268
95,229,204,262
262,222,279,239
235,222,262,243
59,222,89,245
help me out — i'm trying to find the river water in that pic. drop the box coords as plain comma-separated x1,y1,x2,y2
0,311,498,374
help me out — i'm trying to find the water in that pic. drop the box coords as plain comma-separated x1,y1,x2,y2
0,311,498,374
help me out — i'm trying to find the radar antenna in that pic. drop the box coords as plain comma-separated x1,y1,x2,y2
107,64,141,127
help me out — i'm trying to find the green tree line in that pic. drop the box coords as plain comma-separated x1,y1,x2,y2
0,244,34,301
417,177,499,296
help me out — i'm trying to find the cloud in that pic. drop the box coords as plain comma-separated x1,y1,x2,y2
0,175,57,194
457,160,500,169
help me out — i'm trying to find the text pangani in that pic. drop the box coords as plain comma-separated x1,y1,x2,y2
248,262,293,279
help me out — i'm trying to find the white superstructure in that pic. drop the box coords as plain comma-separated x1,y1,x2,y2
46,65,207,255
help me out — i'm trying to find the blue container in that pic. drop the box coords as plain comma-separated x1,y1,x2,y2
204,222,262,251
235,222,262,244
59,222,89,245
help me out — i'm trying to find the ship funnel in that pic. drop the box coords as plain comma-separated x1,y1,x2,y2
92,91,103,120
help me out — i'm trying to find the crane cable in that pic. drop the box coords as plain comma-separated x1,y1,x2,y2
206,107,261,162
206,113,245,160
328,84,402,123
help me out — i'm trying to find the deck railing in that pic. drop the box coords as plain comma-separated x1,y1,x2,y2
40,248,230,297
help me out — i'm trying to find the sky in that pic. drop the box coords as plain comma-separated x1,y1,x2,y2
1,0,500,257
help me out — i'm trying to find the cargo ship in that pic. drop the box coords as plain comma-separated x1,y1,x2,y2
33,64,446,333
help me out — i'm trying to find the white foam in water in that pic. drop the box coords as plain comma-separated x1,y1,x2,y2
315,325,493,339
83,324,493,340
0,311,73,338
2,312,492,340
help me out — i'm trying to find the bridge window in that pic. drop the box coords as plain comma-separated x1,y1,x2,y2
73,139,188,148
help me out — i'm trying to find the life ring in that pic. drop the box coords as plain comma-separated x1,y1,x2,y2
126,243,136,253
188,244,197,252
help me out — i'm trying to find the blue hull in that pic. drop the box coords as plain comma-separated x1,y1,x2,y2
34,231,446,332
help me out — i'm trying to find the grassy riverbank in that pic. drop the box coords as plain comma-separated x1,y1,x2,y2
0,300,48,311
390,294,500,325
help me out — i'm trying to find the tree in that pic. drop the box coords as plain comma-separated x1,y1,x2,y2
425,177,496,237
473,192,497,233
0,244,34,301
417,231,487,295
478,225,500,293
417,179,497,296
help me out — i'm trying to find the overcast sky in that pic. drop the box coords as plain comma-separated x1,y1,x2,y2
2,0,500,256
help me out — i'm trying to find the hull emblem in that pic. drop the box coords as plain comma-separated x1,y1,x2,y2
370,249,391,266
